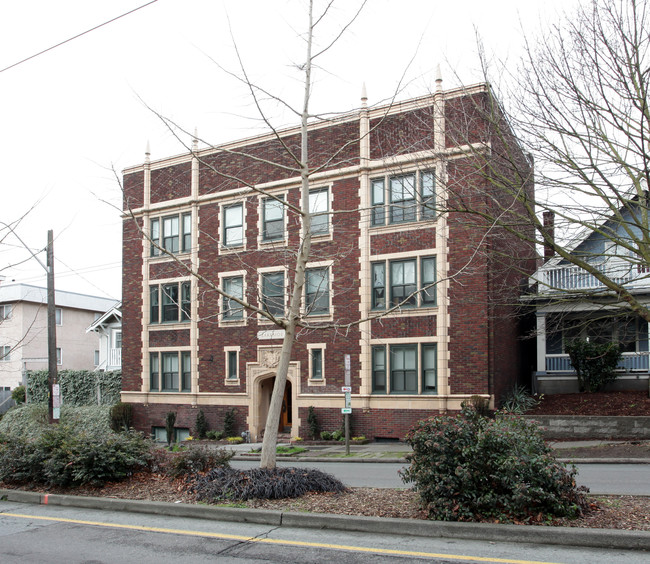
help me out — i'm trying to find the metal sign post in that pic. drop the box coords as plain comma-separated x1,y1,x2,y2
343,354,351,455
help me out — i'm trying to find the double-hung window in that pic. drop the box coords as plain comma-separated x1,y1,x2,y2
311,348,323,380
371,343,437,394
150,281,191,323
223,276,244,320
371,170,436,226
389,175,417,223
150,212,191,256
305,267,330,315
261,272,285,317
262,196,284,241
309,188,329,235
150,351,191,392
223,203,244,247
371,256,436,310
0,345,10,362
227,350,238,380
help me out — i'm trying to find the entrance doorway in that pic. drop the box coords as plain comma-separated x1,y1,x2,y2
278,379,292,433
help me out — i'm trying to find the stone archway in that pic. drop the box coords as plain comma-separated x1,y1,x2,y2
246,346,299,441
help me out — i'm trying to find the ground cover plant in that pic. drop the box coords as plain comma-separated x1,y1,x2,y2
401,406,589,522
191,467,347,503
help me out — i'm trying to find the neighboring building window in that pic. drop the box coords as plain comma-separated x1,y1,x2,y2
311,348,323,380
227,350,238,380
309,187,329,235
371,170,436,226
371,343,437,394
371,256,436,310
261,272,285,317
305,267,330,315
223,203,244,247
150,212,191,256
150,282,191,324
262,196,284,241
0,345,10,362
55,308,62,325
0,304,13,321
56,347,62,365
114,331,122,349
223,276,244,320
94,350,100,366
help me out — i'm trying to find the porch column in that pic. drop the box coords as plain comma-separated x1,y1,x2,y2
536,313,547,373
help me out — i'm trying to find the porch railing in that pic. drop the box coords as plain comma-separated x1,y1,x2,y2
546,352,650,372
539,261,650,293
109,348,121,368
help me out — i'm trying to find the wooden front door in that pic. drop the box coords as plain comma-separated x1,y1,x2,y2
279,380,292,432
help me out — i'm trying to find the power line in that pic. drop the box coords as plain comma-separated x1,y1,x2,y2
0,0,159,74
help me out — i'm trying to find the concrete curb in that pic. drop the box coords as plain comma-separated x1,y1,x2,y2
2,488,649,551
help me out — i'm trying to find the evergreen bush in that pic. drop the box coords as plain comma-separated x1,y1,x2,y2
565,339,622,392
195,410,208,439
401,406,589,522
223,408,236,437
307,406,319,440
25,370,122,405
110,402,134,432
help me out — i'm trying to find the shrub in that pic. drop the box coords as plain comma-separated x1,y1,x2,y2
401,407,589,522
192,467,347,502
195,410,209,440
307,406,319,440
166,445,233,478
11,385,25,404
223,408,236,437
165,412,177,447
206,430,224,441
0,425,151,487
331,429,343,441
565,339,622,392
500,385,541,414
110,402,134,432
320,431,332,440
461,395,491,417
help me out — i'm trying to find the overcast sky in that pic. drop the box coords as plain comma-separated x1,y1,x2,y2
0,0,579,301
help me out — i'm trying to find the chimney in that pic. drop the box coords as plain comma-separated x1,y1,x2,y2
542,211,555,261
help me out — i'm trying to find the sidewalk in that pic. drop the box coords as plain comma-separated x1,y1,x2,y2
224,439,650,464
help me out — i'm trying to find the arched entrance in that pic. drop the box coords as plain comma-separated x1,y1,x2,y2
246,347,299,441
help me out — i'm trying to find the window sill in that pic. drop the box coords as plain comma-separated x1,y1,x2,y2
149,322,191,331
370,306,437,318
307,379,326,386
148,252,191,262
368,220,437,235
220,244,245,255
224,378,241,386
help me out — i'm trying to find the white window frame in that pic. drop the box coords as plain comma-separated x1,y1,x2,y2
303,261,333,319
149,279,192,325
370,169,437,228
259,192,287,245
55,308,62,326
307,343,326,386
149,211,192,257
218,270,247,326
224,345,241,386
370,341,437,395
148,349,193,393
56,347,62,365
0,304,12,321
1,345,11,362
220,199,247,252
306,185,332,240
258,266,287,322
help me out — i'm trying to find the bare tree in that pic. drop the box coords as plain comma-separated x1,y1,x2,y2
442,0,650,326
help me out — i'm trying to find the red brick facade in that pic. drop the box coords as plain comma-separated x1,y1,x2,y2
121,85,535,441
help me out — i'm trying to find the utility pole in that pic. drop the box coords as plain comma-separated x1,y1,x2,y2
46,230,59,423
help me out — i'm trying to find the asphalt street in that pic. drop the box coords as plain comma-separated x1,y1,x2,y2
231,459,650,495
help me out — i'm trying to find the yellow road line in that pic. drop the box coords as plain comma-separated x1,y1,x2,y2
2,511,563,564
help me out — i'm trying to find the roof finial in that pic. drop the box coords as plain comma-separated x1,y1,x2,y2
192,127,199,152
435,65,443,92
361,82,367,107
145,141,151,163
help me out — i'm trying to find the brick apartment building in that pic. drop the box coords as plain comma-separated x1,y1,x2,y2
121,81,535,441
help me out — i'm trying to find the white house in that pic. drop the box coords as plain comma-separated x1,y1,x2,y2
530,209,650,393
86,302,122,371
0,283,117,390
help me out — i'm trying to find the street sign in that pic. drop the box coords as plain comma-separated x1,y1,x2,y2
345,391,351,408
344,354,351,386
341,408,352,414
341,386,351,393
